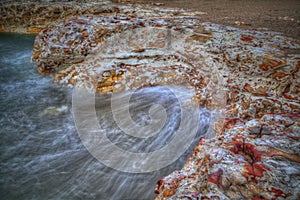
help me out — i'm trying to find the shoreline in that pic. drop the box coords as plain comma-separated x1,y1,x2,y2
1,1,300,199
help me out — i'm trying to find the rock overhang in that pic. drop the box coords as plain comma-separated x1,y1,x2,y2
31,14,300,116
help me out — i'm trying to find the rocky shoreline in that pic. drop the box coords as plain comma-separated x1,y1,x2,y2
1,1,299,199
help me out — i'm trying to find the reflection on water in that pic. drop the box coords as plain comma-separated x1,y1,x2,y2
0,33,210,199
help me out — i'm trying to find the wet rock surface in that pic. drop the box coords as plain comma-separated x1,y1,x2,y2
1,0,300,199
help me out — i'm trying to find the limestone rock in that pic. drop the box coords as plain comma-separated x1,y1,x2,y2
155,113,300,199
2,1,300,199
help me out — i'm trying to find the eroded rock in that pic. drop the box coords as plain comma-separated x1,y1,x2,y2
2,1,300,199
29,6,300,200
155,113,300,199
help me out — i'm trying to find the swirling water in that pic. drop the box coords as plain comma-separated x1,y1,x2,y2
0,33,210,199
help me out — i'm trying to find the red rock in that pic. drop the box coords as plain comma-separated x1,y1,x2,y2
241,35,253,43
173,27,182,31
208,168,223,187
268,187,290,199
243,162,270,182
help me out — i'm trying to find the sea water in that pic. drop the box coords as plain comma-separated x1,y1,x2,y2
0,33,210,199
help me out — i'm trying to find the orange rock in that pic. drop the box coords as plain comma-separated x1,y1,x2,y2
185,34,211,43
270,71,288,80
268,146,300,163
241,98,251,110
69,78,77,84
54,73,67,82
162,189,176,198
259,58,285,71
243,83,268,96
81,30,89,37
98,86,114,93
27,27,43,34
32,50,41,59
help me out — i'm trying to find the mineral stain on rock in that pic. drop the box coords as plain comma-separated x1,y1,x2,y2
208,168,223,187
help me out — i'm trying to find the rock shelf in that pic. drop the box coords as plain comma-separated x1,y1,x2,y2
1,1,300,199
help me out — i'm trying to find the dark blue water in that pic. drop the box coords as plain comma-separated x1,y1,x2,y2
0,33,210,200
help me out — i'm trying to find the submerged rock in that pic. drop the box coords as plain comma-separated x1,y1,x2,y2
41,105,68,116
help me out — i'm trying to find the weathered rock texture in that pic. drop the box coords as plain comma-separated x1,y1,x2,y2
32,15,300,200
0,0,116,34
2,1,300,199
155,113,300,199
31,13,300,116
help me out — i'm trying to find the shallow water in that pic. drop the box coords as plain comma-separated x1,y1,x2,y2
0,33,210,199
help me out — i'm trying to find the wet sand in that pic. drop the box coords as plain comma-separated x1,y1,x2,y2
116,0,300,39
